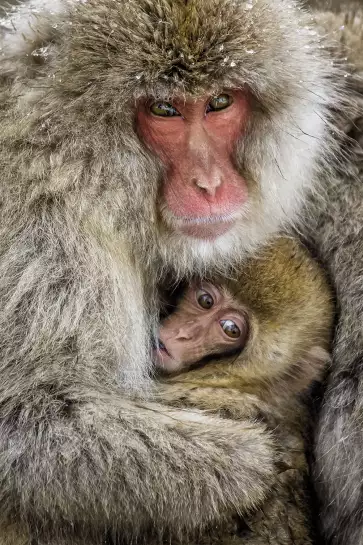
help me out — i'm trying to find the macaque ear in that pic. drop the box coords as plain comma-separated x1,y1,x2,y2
306,345,331,374
288,346,331,394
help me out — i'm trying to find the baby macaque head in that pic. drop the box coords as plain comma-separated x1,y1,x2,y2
154,282,249,374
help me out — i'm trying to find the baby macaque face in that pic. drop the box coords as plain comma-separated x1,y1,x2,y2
154,282,248,373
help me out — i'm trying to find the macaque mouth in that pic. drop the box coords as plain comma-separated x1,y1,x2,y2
166,211,239,239
173,213,238,226
157,339,172,358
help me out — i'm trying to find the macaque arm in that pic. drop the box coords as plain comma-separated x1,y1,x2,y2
0,386,277,536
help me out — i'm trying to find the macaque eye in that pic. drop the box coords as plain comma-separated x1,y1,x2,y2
196,289,214,310
206,94,233,113
150,102,181,117
220,319,241,339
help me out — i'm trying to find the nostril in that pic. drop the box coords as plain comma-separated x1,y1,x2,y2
192,179,208,195
193,178,217,197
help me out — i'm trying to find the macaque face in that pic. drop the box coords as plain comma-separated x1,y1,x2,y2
137,91,249,240
154,283,248,374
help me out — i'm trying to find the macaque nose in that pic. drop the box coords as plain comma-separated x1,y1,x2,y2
175,321,201,341
193,167,222,198
188,130,223,198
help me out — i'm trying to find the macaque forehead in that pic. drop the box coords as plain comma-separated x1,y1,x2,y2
184,281,247,317
129,0,292,97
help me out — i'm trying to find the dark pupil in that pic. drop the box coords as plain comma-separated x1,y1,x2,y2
207,94,231,113
213,97,227,107
151,102,178,116
198,294,213,309
159,104,173,115
222,320,240,338
227,324,238,337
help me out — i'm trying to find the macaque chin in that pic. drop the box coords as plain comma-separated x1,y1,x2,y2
153,283,248,373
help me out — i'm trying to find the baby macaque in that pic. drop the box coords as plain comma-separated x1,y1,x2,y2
154,281,249,374
154,237,334,544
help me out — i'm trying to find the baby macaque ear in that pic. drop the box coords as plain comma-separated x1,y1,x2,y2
305,345,331,377
289,346,331,395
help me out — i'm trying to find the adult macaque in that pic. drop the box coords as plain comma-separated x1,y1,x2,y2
0,0,362,544
154,237,333,544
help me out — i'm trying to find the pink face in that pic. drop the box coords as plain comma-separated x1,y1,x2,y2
137,91,249,239
153,283,248,374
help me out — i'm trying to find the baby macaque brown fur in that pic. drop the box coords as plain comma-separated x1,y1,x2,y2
155,237,334,544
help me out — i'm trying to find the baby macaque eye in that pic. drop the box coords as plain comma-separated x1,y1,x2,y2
196,289,214,309
150,102,181,117
220,319,241,339
206,94,233,113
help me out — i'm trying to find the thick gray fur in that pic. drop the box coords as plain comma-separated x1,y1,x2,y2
299,8,363,545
